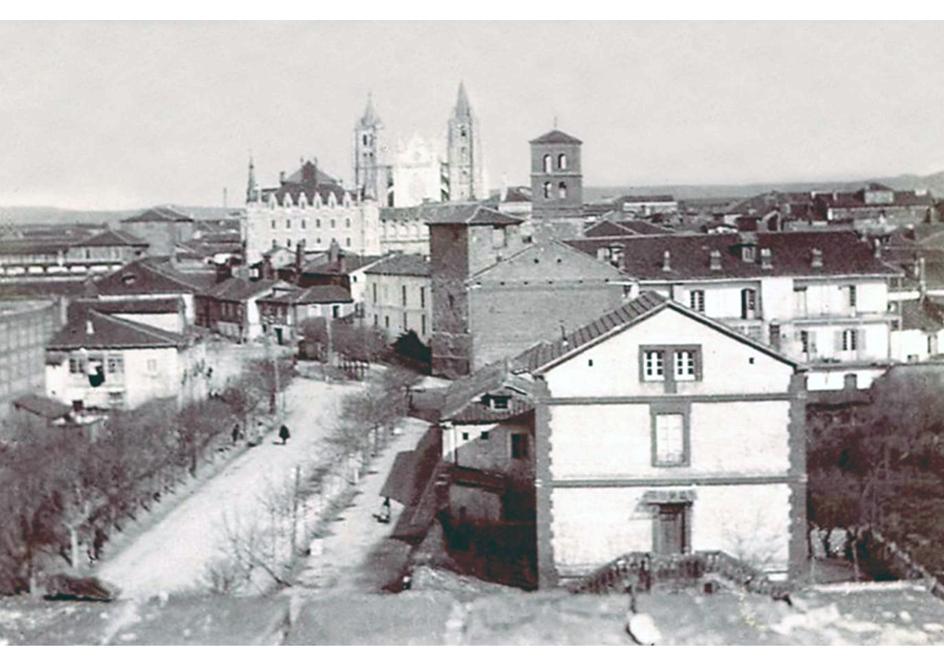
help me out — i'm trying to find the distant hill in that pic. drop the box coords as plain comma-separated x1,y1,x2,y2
0,205,237,228
585,171,944,203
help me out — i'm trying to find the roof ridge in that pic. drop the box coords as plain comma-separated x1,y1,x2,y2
88,308,184,344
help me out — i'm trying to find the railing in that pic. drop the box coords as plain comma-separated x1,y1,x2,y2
568,550,790,600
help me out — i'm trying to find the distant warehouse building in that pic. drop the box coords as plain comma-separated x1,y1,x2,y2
0,299,61,426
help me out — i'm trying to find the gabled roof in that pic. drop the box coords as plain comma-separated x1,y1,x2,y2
511,290,799,375
91,259,211,296
584,217,675,238
502,186,532,203
566,230,901,280
899,297,944,333
423,205,524,227
530,129,582,145
202,277,280,302
75,228,148,248
121,206,194,224
48,308,187,351
260,160,348,206
364,253,431,277
440,360,535,423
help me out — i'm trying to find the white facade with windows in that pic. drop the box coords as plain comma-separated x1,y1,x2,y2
529,293,807,586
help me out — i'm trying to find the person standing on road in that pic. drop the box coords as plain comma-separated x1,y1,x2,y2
279,423,291,446
231,422,241,446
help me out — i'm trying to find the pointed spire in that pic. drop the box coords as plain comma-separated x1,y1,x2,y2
454,81,471,117
246,153,257,203
359,91,380,127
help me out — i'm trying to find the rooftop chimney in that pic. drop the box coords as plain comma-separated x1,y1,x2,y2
811,248,823,269
873,238,882,259
760,247,773,270
295,239,306,273
662,250,672,272
328,238,340,264
279,170,286,184
709,249,722,271
86,319,94,335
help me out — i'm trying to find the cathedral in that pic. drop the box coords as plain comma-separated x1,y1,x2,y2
353,83,487,207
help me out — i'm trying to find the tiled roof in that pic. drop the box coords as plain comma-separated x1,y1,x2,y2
262,285,352,305
260,160,349,206
566,230,901,280
530,129,582,145
584,217,674,238
423,205,524,227
502,186,532,203
12,393,72,420
510,290,798,375
440,361,535,423
121,206,194,224
203,277,280,302
48,308,186,350
0,280,93,299
69,297,182,318
364,253,431,277
75,228,148,247
91,260,211,296
301,252,385,275
899,297,944,333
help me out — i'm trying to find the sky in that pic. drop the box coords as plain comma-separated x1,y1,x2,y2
2,21,944,210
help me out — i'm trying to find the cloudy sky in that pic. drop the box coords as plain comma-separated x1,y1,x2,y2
2,21,944,209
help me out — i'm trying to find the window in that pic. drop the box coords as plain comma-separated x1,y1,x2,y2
492,396,508,410
848,285,857,309
332,305,340,319
372,283,378,304
794,286,808,316
689,290,705,313
740,288,758,320
420,287,426,308
461,431,469,441
271,220,276,230
542,182,552,199
402,285,408,306
384,316,390,329
302,219,307,229
345,238,351,247
286,219,291,230
421,314,426,336
316,218,321,228
511,433,528,459
800,330,810,355
345,217,351,228
108,391,125,408
557,153,567,170
558,182,567,199
654,413,686,466
287,238,292,248
69,356,83,374
543,154,552,173
330,219,336,229
842,329,858,352
272,239,277,248
674,350,696,381
373,314,378,326
106,355,124,374
480,431,489,440
742,246,756,262
402,312,408,329
643,350,665,381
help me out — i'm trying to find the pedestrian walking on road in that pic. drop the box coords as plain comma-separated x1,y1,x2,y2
231,422,241,446
279,423,291,446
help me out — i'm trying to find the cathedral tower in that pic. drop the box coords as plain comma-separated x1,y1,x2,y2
446,82,486,201
353,93,387,203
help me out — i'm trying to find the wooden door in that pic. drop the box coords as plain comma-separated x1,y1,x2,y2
654,504,688,555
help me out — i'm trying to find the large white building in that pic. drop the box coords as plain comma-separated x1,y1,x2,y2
244,159,381,266
569,230,902,390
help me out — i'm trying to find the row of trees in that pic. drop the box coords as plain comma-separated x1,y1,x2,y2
807,368,944,577
0,357,294,595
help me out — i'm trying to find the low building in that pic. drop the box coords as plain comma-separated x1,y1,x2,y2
614,195,679,217
257,284,355,345
812,184,935,226
890,296,944,362
120,206,196,257
0,299,61,425
90,258,216,325
45,307,208,411
362,253,432,343
0,228,148,282
511,291,807,586
297,241,385,308
194,277,288,343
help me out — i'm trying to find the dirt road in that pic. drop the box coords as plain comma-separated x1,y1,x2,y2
96,376,355,599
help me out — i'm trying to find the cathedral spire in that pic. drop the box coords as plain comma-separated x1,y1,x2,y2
454,81,471,117
359,91,380,127
246,153,257,203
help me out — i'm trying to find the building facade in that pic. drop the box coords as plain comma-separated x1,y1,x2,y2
120,207,195,257
244,160,382,266
0,300,60,424
195,278,288,342
362,253,432,343
568,231,901,390
530,129,583,220
45,308,208,411
0,229,148,282
517,292,807,586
